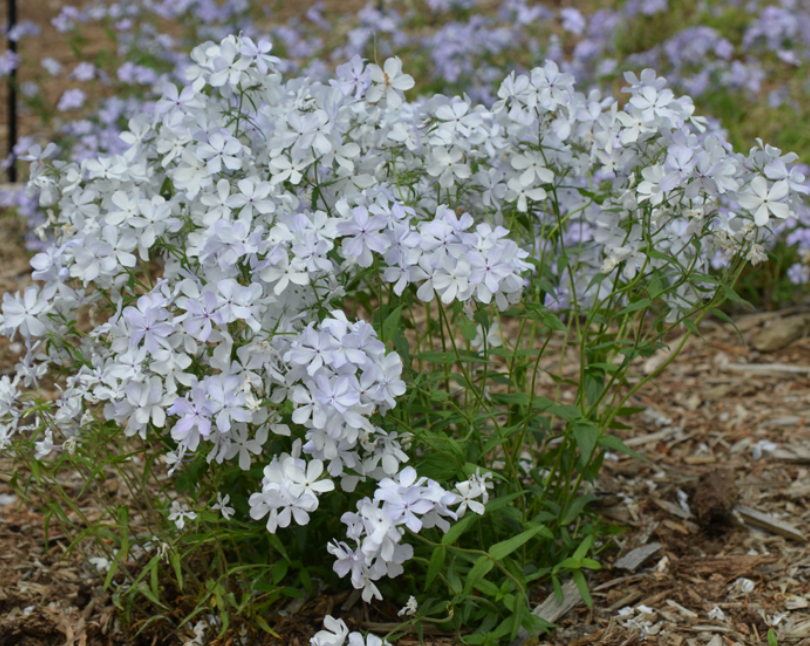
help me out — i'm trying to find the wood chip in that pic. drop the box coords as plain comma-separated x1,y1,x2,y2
785,595,809,609
567,630,604,646
509,579,582,646
785,483,810,499
723,363,810,377
662,519,692,534
734,307,810,332
651,497,693,520
751,314,810,352
683,455,717,465
665,599,698,618
672,554,777,579
769,445,810,463
624,429,676,447
613,542,662,571
733,504,805,541
785,619,810,639
608,590,643,611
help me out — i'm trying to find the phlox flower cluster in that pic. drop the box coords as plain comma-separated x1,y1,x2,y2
6,0,810,293
0,26,802,621
328,466,488,602
338,203,530,309
1,34,503,601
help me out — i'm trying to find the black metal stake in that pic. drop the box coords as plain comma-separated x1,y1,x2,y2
7,0,17,183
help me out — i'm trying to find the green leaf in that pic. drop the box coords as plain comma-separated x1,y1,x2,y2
117,505,129,562
551,574,563,603
616,298,652,317
442,513,478,547
532,397,581,421
682,318,704,340
484,491,526,513
710,307,744,343
462,556,495,597
586,362,620,373
151,561,160,600
572,421,599,467
267,532,291,562
473,308,489,329
488,525,551,560
417,453,461,481
510,596,526,641
272,559,289,585
572,535,594,562
585,272,609,294
446,564,463,595
560,495,598,526
720,283,753,309
461,316,478,341
572,569,592,608
103,554,124,591
615,406,646,416
473,578,500,597
254,616,281,638
646,272,663,300
541,311,567,331
415,351,458,364
581,558,601,570
646,248,671,262
598,434,652,465
298,567,314,595
425,547,446,590
382,305,403,343
135,582,169,609
169,550,184,592
416,350,489,364
584,372,604,409
490,393,532,405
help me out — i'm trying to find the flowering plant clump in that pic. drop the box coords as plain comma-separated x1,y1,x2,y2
5,0,810,306
1,31,803,644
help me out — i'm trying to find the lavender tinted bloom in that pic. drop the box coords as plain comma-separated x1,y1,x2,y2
560,7,586,36
788,262,810,285
375,467,433,532
41,57,62,76
182,290,223,341
205,373,249,434
52,5,80,32
7,20,40,42
333,55,370,99
70,62,96,81
123,295,174,354
0,51,19,76
57,89,87,112
168,385,213,446
336,207,388,267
